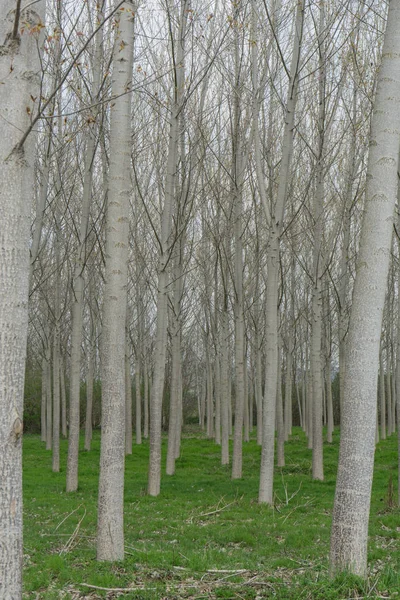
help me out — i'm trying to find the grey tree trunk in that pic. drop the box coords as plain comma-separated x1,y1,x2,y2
84,326,94,451
258,0,304,504
231,5,245,480
330,0,400,576
380,349,386,440
60,357,67,439
41,355,47,442
143,360,149,439
0,1,45,594
66,3,103,491
148,1,188,496
125,334,133,454
46,343,52,451
311,0,326,482
135,357,142,445
97,0,135,561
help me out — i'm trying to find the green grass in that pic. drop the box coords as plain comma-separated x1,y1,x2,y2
23,427,400,599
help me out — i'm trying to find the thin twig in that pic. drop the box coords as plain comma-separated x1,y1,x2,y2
195,499,237,520
59,508,86,554
54,504,82,532
79,583,157,592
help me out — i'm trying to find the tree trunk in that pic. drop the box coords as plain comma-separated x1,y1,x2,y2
125,336,133,454
330,0,400,576
135,356,142,445
258,0,304,503
66,2,103,491
380,349,386,440
97,0,135,561
41,355,47,442
148,2,188,495
0,1,45,593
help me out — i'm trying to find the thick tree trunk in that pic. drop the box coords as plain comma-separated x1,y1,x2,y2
97,0,135,561
330,0,400,576
0,1,45,594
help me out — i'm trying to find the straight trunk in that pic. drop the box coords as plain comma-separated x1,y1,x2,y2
0,2,45,592
97,1,135,561
330,0,400,575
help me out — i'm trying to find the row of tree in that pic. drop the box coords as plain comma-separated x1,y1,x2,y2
2,0,400,596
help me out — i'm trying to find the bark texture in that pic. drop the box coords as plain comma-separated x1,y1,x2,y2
97,0,135,561
0,2,45,595
330,0,400,576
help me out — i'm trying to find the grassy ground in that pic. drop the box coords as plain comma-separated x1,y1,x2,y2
23,427,400,599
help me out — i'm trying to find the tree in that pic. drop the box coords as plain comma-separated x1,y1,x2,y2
330,0,400,577
97,0,135,562
0,0,46,595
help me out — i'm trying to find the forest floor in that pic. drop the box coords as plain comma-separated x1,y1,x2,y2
23,427,400,599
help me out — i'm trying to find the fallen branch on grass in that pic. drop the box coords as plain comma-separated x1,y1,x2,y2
188,498,239,523
79,583,156,592
59,509,86,555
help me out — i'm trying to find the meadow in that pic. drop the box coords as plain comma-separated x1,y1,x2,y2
23,428,400,599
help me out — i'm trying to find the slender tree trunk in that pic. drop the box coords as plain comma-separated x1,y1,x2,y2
52,329,60,473
46,343,52,451
85,328,94,451
66,3,103,491
276,343,285,468
41,355,47,442
148,2,188,496
258,0,304,503
231,7,245,480
125,336,133,455
60,356,67,438
311,0,326,482
143,360,149,439
206,349,213,439
135,356,142,445
220,292,230,465
380,349,386,440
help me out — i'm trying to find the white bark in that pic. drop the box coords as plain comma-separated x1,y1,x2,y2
66,4,103,491
259,0,304,504
97,0,135,561
84,326,94,451
60,357,67,439
148,1,187,496
330,0,400,576
125,335,133,454
0,1,45,594
135,356,142,445
380,349,386,440
46,343,52,450
41,355,47,442
311,0,326,483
